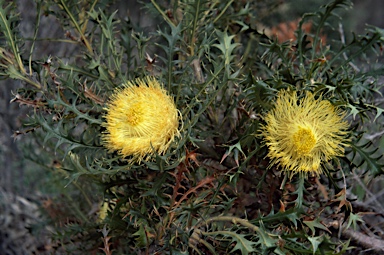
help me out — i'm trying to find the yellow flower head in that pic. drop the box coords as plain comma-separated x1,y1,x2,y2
102,77,180,163
261,89,349,176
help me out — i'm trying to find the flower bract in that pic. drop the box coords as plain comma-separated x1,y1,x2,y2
102,77,179,163
261,89,349,176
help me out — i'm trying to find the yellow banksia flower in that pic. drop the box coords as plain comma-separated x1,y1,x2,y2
261,89,349,176
102,77,180,163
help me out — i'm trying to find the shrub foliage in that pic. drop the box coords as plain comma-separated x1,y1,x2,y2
1,0,383,254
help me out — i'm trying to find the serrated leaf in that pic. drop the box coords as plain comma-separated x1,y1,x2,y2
132,224,154,248
346,212,364,230
36,115,102,162
256,221,276,248
245,76,277,111
303,218,331,235
348,135,384,176
220,141,246,167
273,246,288,255
307,235,323,255
132,225,147,248
213,30,241,67
257,207,303,229
347,104,359,120
228,233,258,255
285,210,301,229
373,106,384,122
333,239,353,255
54,96,102,125
203,230,259,255
293,177,306,208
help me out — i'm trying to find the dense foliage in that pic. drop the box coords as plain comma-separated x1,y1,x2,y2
1,0,383,254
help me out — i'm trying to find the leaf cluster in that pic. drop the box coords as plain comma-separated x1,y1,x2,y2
1,0,384,254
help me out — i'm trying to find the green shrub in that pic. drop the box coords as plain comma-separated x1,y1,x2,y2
1,0,383,254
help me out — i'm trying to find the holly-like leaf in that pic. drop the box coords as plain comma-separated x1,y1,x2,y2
132,224,154,248
307,235,323,254
346,212,364,230
303,218,331,235
220,141,246,167
347,104,360,120
293,177,306,208
331,188,352,213
203,230,259,255
229,233,258,255
256,221,277,249
347,134,384,176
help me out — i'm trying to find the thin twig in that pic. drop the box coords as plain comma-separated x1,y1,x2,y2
338,23,360,72
351,171,384,214
364,130,384,140
343,226,384,252
324,217,384,253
